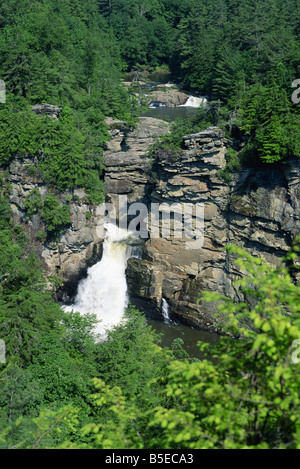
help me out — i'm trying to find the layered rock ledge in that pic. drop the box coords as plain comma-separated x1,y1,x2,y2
6,158,104,301
4,113,299,332
104,124,300,331
104,117,170,206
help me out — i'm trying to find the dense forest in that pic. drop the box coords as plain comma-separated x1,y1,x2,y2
0,0,300,450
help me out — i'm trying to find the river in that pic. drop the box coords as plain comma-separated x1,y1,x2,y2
138,70,207,122
141,105,200,122
147,317,220,360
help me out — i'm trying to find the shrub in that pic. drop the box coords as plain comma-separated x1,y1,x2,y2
41,194,71,237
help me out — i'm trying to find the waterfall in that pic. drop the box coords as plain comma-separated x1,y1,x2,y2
180,96,207,108
162,298,171,323
63,223,138,336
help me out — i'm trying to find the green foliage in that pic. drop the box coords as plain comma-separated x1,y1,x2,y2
76,246,300,449
1,0,299,172
27,332,93,408
81,378,144,449
0,103,107,203
0,194,62,365
38,108,88,190
2,247,300,449
149,109,213,155
218,148,241,184
240,75,300,163
0,104,42,166
94,306,166,403
41,194,71,237
0,365,42,424
1,0,300,452
162,0,300,164
0,0,141,202
24,189,43,219
192,245,300,448
29,406,80,449
36,231,47,241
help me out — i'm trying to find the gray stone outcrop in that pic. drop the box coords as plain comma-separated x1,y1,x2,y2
105,125,300,331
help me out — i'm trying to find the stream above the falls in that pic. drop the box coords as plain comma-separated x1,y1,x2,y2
135,71,207,122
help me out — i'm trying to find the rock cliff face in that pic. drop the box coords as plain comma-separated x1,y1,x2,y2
3,116,170,303
6,158,104,301
105,122,300,331
104,116,170,207
4,112,300,332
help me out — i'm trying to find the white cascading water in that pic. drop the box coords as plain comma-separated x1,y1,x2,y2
180,96,207,108
162,298,171,323
63,223,138,337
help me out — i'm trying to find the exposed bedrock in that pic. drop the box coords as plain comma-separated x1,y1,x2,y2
105,120,300,331
5,114,299,331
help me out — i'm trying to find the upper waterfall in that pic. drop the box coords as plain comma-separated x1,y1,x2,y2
180,96,207,108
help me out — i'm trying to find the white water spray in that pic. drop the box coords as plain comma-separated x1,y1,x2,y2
180,96,207,108
63,223,138,336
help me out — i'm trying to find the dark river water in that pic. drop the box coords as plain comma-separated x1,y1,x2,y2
147,318,220,360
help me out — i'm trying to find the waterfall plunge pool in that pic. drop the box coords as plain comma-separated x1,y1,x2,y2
147,317,220,360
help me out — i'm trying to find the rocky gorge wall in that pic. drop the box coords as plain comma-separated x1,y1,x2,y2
6,156,105,301
105,119,300,331
2,112,171,304
4,108,300,332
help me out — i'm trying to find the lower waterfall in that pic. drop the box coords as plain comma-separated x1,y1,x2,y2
63,223,139,337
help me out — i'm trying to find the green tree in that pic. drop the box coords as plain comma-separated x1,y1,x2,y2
240,73,300,163
149,245,300,449
41,194,71,236
94,306,166,402
0,195,62,364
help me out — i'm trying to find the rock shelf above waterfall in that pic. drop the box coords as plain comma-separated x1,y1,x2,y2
147,89,190,107
104,117,170,205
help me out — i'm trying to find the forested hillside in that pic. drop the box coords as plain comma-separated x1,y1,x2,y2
0,0,139,205
0,0,300,172
0,0,300,450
